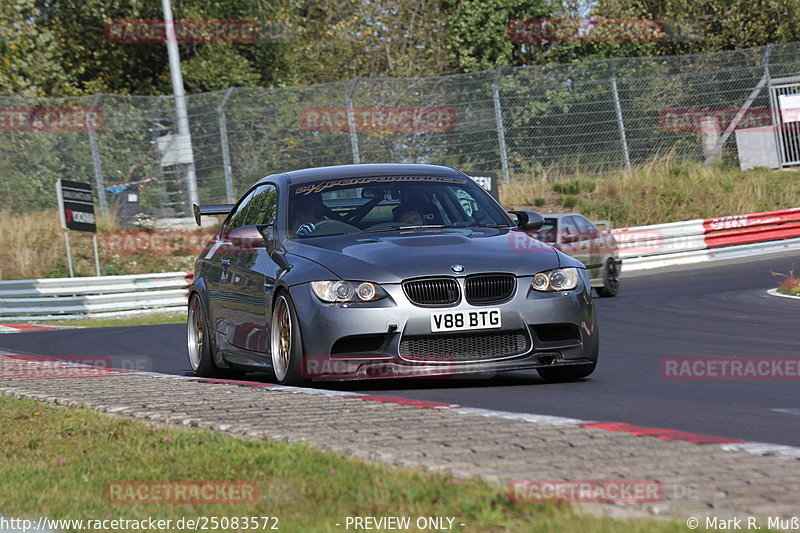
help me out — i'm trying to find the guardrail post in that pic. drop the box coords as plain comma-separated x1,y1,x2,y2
218,87,236,203
88,95,107,215
611,60,631,171
492,67,511,184
765,45,783,169
347,79,361,164
63,230,75,278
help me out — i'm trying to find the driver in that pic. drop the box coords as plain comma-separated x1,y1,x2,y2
292,195,326,235
393,204,424,226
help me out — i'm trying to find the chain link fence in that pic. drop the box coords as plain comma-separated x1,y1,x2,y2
2,41,800,217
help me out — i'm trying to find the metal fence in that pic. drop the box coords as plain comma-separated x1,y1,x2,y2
3,41,800,217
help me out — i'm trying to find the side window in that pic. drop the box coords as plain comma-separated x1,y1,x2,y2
535,218,557,244
561,217,580,242
574,216,599,240
245,184,278,226
224,189,256,232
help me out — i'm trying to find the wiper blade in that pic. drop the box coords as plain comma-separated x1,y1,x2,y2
364,225,446,233
296,232,347,238
363,227,403,233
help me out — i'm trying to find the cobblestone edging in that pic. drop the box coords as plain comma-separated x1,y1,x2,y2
1,355,799,522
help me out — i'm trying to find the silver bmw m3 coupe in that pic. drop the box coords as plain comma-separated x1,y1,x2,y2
188,164,598,384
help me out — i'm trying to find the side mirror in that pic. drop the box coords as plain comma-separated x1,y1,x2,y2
227,224,270,248
510,210,545,231
562,234,579,244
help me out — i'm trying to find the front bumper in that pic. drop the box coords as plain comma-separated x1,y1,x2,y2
290,274,597,381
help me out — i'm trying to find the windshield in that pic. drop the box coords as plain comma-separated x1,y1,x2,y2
288,175,511,238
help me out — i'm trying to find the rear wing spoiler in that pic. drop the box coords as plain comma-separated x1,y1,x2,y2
193,203,234,226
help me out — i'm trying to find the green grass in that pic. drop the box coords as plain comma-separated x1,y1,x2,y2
0,395,701,533
41,312,185,328
502,159,800,228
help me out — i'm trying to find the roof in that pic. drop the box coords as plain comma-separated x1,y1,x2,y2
542,213,581,218
258,163,465,186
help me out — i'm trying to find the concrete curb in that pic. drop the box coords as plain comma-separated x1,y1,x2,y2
1,355,798,522
0,324,75,334
767,288,800,300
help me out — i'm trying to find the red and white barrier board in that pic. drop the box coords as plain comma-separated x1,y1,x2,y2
612,207,800,270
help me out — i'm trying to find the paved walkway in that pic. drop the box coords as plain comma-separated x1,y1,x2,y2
1,355,798,523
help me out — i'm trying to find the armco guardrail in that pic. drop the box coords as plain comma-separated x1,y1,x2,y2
2,208,798,321
613,207,800,270
0,272,191,321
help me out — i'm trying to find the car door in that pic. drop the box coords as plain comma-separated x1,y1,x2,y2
207,188,257,334
559,216,590,266
574,215,603,275
222,183,279,354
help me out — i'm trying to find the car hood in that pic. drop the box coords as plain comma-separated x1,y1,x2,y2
282,227,565,283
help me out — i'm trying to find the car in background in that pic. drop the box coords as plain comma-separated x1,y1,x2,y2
532,213,621,297
188,164,600,385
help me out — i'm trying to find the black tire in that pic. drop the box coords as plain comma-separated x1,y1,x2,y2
537,362,597,383
187,294,218,377
596,258,620,297
187,294,244,379
270,292,307,386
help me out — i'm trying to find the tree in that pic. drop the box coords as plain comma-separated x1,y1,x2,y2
0,0,74,97
593,0,800,56
445,0,552,71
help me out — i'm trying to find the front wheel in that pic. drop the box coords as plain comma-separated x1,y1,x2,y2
270,293,307,386
596,259,620,297
187,294,245,379
187,294,218,377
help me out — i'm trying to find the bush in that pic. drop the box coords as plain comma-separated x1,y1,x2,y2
551,179,596,195
561,196,578,208
773,270,800,296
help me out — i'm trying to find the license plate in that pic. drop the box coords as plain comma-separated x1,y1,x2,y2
430,308,501,332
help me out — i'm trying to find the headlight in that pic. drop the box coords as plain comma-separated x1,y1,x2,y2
311,280,388,303
530,268,580,292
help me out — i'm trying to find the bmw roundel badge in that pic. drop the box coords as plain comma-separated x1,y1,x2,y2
451,264,465,273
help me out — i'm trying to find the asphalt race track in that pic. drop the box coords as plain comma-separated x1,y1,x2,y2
2,252,799,446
